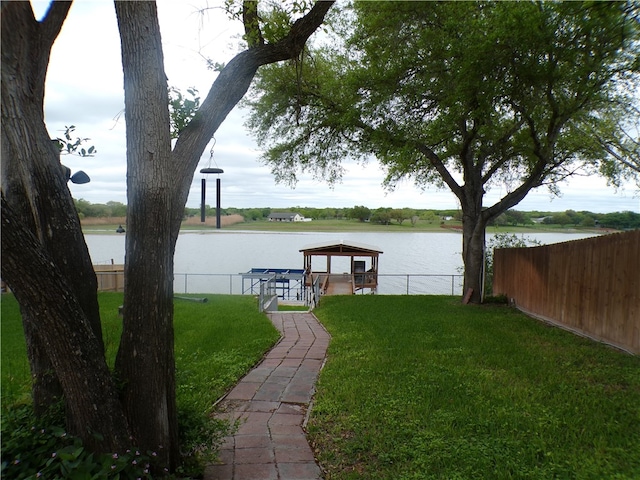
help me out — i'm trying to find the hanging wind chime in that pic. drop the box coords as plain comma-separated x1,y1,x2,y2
200,138,224,228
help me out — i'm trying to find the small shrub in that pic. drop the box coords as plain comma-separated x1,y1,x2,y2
485,233,542,295
482,294,509,304
176,401,236,478
0,403,152,480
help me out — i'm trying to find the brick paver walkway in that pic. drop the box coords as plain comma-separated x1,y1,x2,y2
204,312,330,480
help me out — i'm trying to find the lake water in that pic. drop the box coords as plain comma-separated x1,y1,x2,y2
86,230,598,295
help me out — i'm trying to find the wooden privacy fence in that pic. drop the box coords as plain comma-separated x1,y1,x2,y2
493,230,639,355
94,264,125,292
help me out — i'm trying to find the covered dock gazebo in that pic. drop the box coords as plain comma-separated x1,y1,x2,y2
300,240,383,295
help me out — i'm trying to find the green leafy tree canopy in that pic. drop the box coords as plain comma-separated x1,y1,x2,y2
245,1,639,303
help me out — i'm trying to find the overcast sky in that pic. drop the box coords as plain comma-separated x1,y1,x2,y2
34,0,639,213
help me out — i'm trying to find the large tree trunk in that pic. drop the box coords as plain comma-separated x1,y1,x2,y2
1,195,131,452
1,0,117,432
460,178,488,305
461,212,487,304
113,0,333,471
114,1,180,470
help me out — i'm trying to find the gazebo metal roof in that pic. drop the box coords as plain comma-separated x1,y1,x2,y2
299,240,383,256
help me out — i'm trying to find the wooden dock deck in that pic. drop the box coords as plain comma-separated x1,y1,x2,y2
324,274,354,295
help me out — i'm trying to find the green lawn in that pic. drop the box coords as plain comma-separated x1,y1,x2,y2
309,295,640,479
1,293,280,477
3,293,638,479
1,293,280,410
0,295,30,403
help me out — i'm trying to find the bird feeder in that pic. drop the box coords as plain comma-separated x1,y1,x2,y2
200,167,223,228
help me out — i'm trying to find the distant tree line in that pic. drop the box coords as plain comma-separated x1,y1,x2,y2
74,199,127,218
491,209,640,230
76,200,460,224
75,199,639,230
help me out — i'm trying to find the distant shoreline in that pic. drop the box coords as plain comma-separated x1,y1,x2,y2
81,217,613,235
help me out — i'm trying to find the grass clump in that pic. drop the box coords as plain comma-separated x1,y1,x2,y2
0,295,30,404
278,305,309,312
310,295,640,479
171,295,279,474
1,293,280,478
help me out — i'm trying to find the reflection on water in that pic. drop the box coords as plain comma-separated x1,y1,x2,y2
85,230,599,295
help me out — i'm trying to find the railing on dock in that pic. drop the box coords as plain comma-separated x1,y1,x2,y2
308,274,322,309
172,272,463,297
258,274,279,312
242,268,306,300
95,266,463,306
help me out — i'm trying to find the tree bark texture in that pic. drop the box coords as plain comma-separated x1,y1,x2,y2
113,0,333,471
114,1,180,470
1,195,131,452
1,0,118,436
460,194,487,304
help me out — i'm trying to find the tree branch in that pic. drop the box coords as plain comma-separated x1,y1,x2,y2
39,1,73,48
243,0,264,47
172,1,334,172
342,115,465,202
481,118,526,184
482,156,549,222
413,141,464,200
594,132,640,174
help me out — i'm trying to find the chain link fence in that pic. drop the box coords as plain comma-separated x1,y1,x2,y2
172,272,463,297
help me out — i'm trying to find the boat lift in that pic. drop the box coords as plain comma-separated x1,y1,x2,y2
242,268,306,301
